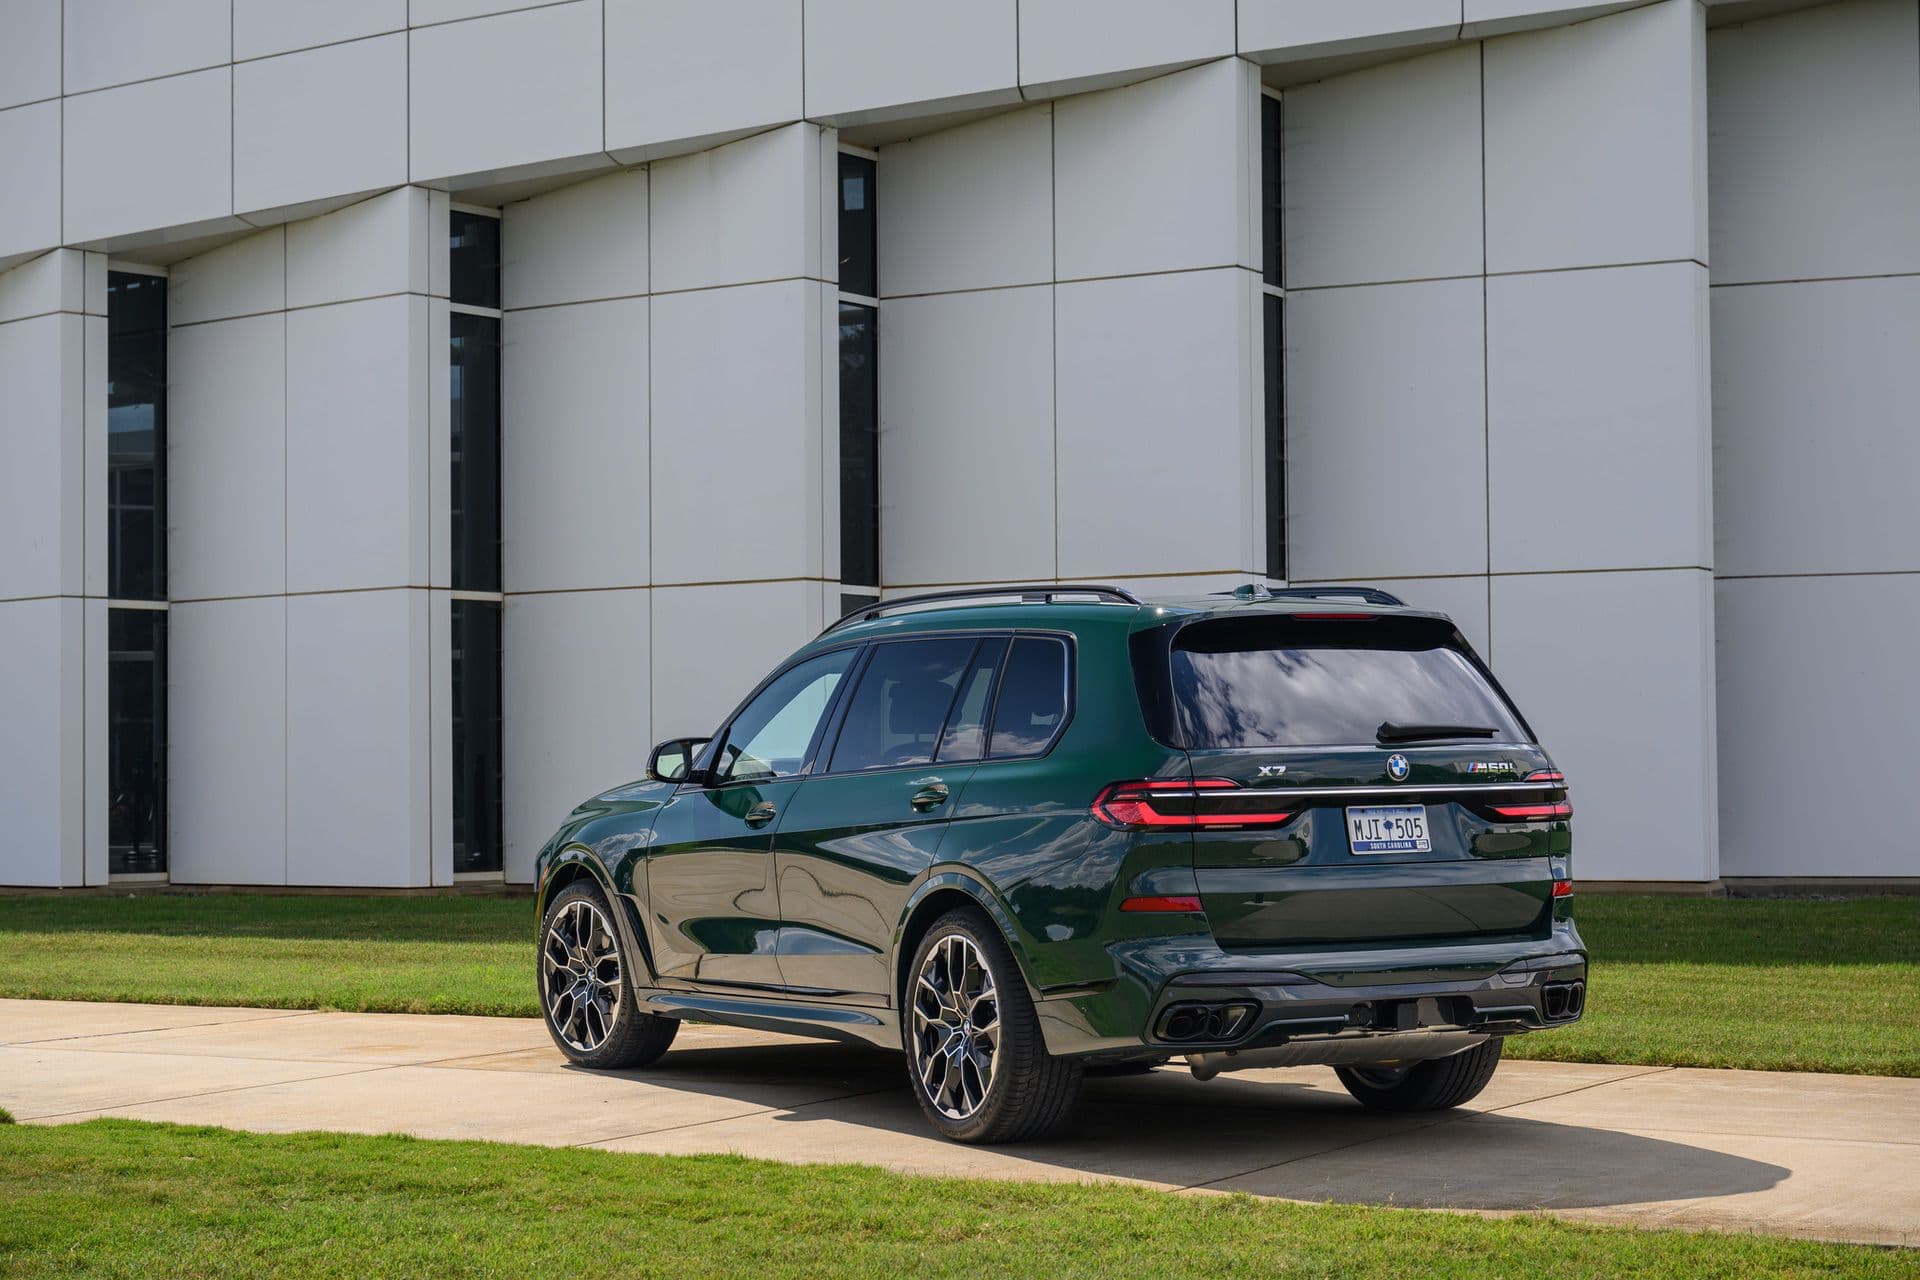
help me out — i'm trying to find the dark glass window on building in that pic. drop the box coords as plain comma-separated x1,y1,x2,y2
451,600,503,875
450,312,502,593
450,209,501,311
839,302,879,591
450,209,504,874
1264,294,1285,582
1261,95,1282,289
107,272,167,601
107,609,166,875
838,153,877,299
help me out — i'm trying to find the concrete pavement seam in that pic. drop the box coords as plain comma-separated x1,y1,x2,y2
566,1085,906,1150
2,1007,321,1047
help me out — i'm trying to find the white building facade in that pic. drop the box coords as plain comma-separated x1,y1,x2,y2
0,0,1912,890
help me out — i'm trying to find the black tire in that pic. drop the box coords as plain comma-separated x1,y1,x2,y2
904,908,1083,1144
1334,1038,1504,1112
538,881,678,1070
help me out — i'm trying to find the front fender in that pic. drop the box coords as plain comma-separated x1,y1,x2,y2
536,843,661,988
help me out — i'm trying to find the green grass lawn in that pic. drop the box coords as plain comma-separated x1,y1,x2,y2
0,893,1914,1076
0,1120,1906,1279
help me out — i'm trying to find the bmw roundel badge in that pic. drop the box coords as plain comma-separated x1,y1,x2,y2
1386,753,1410,782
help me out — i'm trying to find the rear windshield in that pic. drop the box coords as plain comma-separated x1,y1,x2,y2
1166,616,1527,749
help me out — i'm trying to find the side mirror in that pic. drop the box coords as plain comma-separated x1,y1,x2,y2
648,737,709,785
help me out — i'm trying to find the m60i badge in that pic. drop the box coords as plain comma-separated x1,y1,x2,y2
1462,761,1517,775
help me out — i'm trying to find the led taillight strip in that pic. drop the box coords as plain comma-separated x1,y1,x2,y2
1092,779,1295,830
1489,801,1573,822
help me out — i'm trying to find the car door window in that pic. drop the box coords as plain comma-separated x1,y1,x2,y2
714,649,857,784
988,637,1070,758
828,638,977,773
935,638,1007,763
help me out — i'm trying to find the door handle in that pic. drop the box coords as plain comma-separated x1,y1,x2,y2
910,782,950,812
745,801,778,828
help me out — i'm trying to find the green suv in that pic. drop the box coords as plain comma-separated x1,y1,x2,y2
533,584,1586,1143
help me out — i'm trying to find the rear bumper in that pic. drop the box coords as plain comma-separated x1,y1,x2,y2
1034,921,1587,1060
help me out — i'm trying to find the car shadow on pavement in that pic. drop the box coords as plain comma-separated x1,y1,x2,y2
586,1040,1790,1213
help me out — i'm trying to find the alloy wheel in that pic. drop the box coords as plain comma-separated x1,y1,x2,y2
910,933,1001,1121
541,898,623,1053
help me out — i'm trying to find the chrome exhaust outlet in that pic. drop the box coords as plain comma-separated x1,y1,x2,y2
1187,1030,1489,1081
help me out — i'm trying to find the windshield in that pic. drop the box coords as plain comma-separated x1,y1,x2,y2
1167,617,1527,750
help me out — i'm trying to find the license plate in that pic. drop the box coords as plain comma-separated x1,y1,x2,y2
1346,805,1430,854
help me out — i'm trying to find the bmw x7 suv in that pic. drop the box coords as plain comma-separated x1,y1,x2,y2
532,584,1587,1143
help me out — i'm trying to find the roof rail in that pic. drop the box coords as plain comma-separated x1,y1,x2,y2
819,584,1145,636
1213,584,1409,608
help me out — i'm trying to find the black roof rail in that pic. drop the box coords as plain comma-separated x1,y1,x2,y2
1212,584,1409,608
819,584,1145,636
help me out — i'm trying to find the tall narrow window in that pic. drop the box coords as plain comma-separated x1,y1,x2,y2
449,208,504,876
106,269,169,877
838,151,880,616
1260,92,1286,582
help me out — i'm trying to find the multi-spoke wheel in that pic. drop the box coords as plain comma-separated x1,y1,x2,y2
1335,1038,1504,1112
903,908,1082,1144
537,880,678,1069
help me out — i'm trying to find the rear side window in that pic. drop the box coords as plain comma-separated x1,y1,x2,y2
988,637,1070,758
829,638,976,772
936,638,1007,763
1167,617,1526,749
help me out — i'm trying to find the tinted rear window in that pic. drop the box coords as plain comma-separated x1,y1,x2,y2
1167,617,1526,749
988,637,1069,758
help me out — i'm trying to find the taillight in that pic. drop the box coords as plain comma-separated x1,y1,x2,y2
1091,779,1295,830
1524,770,1565,784
1552,879,1574,898
1489,801,1573,822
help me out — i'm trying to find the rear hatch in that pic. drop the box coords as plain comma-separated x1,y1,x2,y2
1134,610,1569,952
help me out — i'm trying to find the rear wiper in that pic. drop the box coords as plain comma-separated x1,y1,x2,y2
1376,721,1500,744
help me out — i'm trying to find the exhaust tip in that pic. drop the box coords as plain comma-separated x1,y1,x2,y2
1154,1001,1257,1044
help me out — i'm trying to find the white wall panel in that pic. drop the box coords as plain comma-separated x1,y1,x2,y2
880,286,1055,586
1717,574,1920,878
649,123,824,294
803,0,1018,121
877,106,1052,297
503,588,652,882
235,34,408,215
502,167,648,309
286,296,429,592
502,298,650,592
62,68,234,245
1282,45,1483,289
650,280,824,583
168,596,288,885
650,580,826,741
1287,278,1488,581
0,313,81,600
1707,0,1920,286
1019,0,1234,96
1238,0,1459,59
409,0,603,182
0,247,82,322
1492,569,1717,881
1712,276,1920,578
1055,58,1256,282
286,590,432,886
604,0,803,157
168,314,287,600
411,0,571,23
0,598,81,885
64,0,230,94
0,0,62,108
1484,0,1706,273
1488,263,1711,574
0,101,60,262
1465,1,1657,38
285,187,429,310
169,226,285,325
234,0,406,60
1056,268,1257,578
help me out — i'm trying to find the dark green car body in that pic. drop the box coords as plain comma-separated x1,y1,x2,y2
533,587,1587,1069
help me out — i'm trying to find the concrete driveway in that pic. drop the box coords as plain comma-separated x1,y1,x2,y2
3,999,1915,1248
